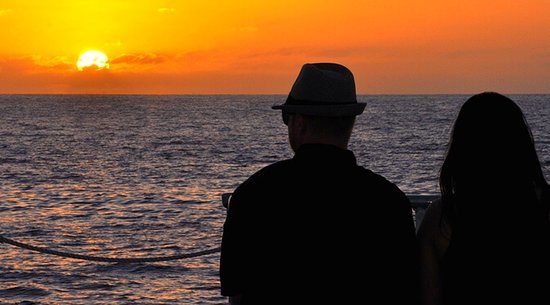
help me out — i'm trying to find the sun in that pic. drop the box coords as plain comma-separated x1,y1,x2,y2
76,50,110,71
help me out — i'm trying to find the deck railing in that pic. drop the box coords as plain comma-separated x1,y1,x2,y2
408,195,439,230
221,193,439,230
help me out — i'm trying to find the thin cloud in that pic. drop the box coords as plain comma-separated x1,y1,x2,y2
109,53,170,72
109,51,232,74
111,53,167,65
0,56,74,74
32,55,73,68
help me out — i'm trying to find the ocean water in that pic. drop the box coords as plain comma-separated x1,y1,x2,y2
0,94,548,304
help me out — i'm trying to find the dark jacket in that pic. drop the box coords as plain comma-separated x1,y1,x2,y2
220,144,419,304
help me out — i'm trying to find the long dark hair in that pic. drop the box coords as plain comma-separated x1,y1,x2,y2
439,92,548,232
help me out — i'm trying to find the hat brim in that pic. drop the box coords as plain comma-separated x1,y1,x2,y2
271,103,366,117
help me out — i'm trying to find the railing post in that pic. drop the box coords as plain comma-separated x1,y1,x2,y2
408,195,439,231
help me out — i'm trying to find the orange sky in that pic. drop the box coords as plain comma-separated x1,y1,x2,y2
1,0,549,94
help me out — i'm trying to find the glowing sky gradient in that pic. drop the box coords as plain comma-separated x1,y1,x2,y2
1,0,549,94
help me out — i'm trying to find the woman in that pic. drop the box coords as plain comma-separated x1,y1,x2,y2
417,92,550,305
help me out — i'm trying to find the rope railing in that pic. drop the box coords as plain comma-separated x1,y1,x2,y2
0,234,220,263
1,194,438,262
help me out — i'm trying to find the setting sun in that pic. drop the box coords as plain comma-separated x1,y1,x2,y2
77,50,109,71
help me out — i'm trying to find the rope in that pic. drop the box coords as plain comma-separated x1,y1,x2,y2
0,234,220,263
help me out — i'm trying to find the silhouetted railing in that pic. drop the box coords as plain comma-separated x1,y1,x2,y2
409,195,439,230
221,193,439,229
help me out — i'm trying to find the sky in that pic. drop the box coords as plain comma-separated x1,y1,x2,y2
0,0,549,94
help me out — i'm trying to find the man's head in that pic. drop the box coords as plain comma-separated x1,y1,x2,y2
272,63,366,151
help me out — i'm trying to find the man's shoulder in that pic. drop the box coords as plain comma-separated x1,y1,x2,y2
353,167,410,207
247,159,295,181
355,166,403,190
239,161,402,190
233,159,294,192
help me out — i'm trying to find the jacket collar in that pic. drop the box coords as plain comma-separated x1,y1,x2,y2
293,144,357,166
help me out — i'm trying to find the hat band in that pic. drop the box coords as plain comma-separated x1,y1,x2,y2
285,95,357,106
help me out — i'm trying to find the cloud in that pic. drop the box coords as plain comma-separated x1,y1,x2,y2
31,55,73,70
157,7,175,13
0,56,74,75
109,53,169,72
0,9,13,16
111,53,167,65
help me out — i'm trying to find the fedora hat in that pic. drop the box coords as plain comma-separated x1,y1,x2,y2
272,63,366,116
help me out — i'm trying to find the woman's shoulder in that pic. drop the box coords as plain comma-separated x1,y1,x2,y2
539,184,550,201
417,199,442,237
417,198,450,254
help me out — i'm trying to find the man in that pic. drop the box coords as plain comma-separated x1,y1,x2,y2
220,63,419,304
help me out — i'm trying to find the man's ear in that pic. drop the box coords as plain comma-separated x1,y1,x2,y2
293,114,308,135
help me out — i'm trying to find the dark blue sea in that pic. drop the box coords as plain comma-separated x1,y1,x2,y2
0,95,549,304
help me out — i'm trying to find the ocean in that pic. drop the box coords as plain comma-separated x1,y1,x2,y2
0,94,549,304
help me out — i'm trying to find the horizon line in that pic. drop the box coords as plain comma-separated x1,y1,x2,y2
1,92,550,96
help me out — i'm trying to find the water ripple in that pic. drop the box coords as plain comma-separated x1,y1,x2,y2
0,286,51,298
